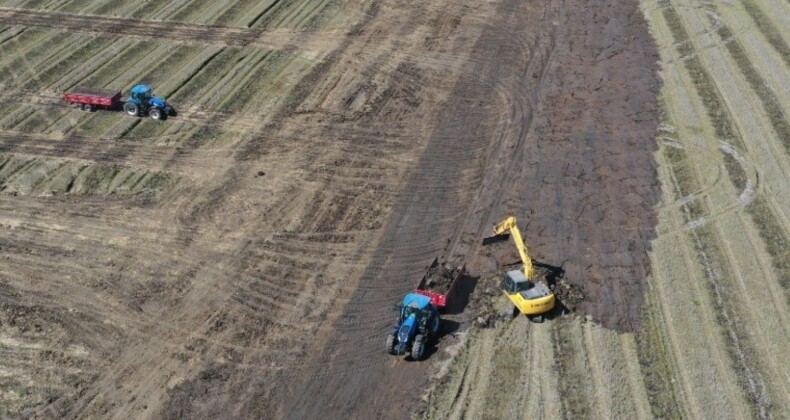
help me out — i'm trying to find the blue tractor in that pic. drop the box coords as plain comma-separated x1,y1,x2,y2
123,84,173,120
386,293,441,360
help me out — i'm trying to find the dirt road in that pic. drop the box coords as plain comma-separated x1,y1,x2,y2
0,0,662,417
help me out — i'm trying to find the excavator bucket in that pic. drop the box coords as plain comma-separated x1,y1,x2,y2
483,216,519,245
484,216,536,280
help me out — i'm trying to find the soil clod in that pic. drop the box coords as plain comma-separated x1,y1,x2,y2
422,262,462,294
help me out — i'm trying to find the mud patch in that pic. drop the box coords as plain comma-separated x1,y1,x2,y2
0,298,107,418
161,363,268,419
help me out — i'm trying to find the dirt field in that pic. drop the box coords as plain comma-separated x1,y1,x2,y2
0,0,787,419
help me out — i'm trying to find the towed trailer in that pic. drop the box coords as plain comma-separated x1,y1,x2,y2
63,87,122,112
63,84,173,120
414,257,466,311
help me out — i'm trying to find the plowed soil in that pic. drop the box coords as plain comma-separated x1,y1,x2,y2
0,0,663,418
283,0,660,417
422,261,461,294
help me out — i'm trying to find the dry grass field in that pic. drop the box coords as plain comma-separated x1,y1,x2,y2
423,1,789,419
0,0,787,419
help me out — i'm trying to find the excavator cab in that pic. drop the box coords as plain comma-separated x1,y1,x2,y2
503,270,531,293
503,270,554,317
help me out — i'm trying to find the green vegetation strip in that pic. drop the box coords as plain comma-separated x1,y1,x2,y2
662,3,790,401
657,109,773,417
0,30,52,84
657,0,743,150
689,224,771,418
745,197,790,297
634,293,683,419
551,321,593,418
741,0,790,67
482,343,524,419
660,0,790,299
713,17,790,155
658,105,705,221
720,151,747,191
0,154,179,197
22,38,115,90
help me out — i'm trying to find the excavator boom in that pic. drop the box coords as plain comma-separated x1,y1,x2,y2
493,216,534,280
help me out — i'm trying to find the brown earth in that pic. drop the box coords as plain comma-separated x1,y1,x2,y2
505,0,662,331
282,0,660,418
421,261,462,294
0,0,660,417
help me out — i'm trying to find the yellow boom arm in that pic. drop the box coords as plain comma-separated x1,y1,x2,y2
493,216,534,280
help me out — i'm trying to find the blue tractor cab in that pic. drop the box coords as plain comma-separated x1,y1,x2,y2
123,84,172,120
386,292,441,360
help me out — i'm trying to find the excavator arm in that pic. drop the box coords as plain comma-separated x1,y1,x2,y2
493,216,535,280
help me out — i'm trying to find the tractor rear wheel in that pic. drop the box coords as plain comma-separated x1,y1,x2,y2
149,107,163,120
85,104,94,112
123,102,139,117
385,332,397,354
411,334,425,361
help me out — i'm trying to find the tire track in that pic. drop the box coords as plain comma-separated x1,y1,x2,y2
659,5,790,409
0,130,183,169
655,106,773,418
658,0,790,298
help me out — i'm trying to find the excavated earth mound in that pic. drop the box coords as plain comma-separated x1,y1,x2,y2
421,262,462,294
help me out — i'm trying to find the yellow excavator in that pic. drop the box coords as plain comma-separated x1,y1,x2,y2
492,216,555,322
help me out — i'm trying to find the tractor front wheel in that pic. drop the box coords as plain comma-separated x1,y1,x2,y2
385,332,397,355
411,334,425,361
123,102,139,117
432,315,441,335
149,107,163,120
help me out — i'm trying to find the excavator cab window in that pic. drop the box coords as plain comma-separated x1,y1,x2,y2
503,270,532,294
502,276,514,293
